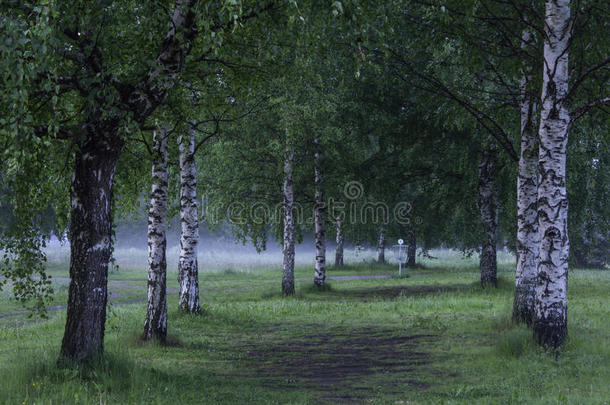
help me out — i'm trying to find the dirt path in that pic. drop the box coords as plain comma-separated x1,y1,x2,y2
244,325,435,403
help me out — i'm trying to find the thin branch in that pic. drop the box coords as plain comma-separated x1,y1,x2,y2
571,97,610,123
565,56,610,103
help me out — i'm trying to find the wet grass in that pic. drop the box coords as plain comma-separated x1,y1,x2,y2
0,257,608,404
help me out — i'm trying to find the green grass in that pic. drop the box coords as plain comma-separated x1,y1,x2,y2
0,257,608,404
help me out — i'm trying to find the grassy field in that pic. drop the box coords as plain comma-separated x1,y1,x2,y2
0,252,608,404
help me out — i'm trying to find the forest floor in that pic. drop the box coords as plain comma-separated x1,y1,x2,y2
0,257,609,404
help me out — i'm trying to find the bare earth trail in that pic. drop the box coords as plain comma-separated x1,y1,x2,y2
242,325,437,404
0,274,394,323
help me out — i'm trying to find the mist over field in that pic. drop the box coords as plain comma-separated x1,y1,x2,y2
43,222,517,273
43,232,378,272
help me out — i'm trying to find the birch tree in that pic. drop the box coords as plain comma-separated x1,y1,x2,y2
313,136,326,286
178,130,201,313
531,0,608,346
533,0,572,348
197,85,311,297
513,28,540,324
335,217,344,267
0,0,280,364
142,128,169,341
282,133,296,296
59,0,195,360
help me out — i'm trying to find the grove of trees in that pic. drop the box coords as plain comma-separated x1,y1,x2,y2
0,0,607,365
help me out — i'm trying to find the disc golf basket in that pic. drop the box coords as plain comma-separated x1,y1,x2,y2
392,239,408,277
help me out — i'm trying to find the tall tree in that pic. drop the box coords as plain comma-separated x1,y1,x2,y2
335,216,345,267
514,28,540,324
178,129,201,313
142,127,169,341
313,136,326,286
533,0,572,348
0,0,281,363
282,132,296,296
58,2,199,362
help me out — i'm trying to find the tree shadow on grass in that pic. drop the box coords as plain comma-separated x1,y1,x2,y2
317,276,515,302
259,279,511,304
304,283,475,302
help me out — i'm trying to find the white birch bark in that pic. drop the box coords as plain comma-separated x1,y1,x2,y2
59,1,195,364
282,135,296,296
377,226,386,264
143,128,169,341
514,28,540,325
477,148,498,287
178,129,200,313
335,216,344,267
534,0,571,348
313,136,326,286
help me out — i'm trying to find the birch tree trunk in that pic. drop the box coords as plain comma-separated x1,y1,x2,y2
59,2,195,364
143,128,169,341
407,222,416,267
335,217,344,267
377,226,386,264
178,130,200,314
477,148,498,287
282,136,296,296
313,136,326,286
60,132,123,363
534,0,571,348
514,28,540,325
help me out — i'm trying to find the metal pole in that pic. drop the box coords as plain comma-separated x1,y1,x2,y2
399,261,402,277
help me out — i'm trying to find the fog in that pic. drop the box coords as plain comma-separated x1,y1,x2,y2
44,237,383,273
43,219,385,272
43,221,516,273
